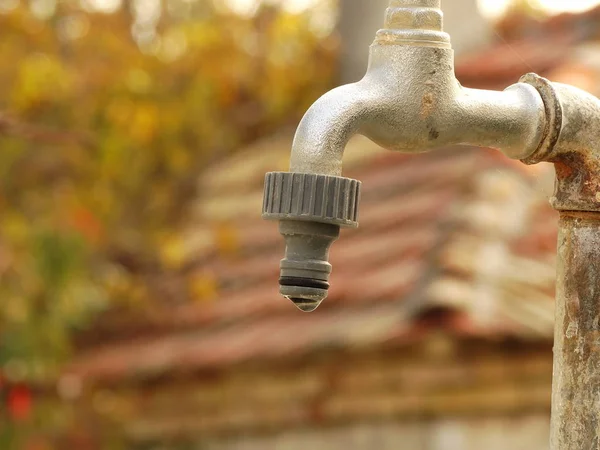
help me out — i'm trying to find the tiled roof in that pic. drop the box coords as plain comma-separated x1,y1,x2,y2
68,33,600,385
68,138,557,384
456,34,573,88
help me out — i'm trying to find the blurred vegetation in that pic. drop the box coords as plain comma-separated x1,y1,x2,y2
0,0,336,446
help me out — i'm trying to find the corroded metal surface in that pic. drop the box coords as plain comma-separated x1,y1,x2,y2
521,74,600,449
552,213,600,449
522,75,600,213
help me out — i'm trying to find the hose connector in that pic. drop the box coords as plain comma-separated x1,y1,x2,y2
262,172,361,311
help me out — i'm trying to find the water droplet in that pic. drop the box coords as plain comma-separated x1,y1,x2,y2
287,297,321,313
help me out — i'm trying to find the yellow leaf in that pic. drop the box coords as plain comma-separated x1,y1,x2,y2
213,222,239,256
159,235,187,270
129,103,159,144
189,273,218,302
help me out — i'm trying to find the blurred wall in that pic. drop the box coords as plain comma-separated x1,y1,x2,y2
339,0,492,83
207,416,550,450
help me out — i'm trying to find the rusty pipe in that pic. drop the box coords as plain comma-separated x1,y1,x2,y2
552,213,600,449
517,77,600,449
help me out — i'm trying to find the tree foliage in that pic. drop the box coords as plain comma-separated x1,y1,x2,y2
0,0,336,446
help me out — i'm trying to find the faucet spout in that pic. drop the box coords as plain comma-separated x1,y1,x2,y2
290,83,371,176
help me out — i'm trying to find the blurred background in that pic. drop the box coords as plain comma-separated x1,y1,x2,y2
1,0,600,448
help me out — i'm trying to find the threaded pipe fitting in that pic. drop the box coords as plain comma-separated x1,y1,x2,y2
263,172,361,311
262,172,361,228
376,0,450,47
278,221,339,312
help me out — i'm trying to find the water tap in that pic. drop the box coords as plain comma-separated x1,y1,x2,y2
261,0,600,312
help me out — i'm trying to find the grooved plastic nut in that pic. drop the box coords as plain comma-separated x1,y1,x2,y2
262,172,361,228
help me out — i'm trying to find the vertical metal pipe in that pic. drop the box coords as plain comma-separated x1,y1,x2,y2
518,77,600,448
551,212,600,449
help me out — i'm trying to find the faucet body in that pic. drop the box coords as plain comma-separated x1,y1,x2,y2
291,42,546,176
290,1,546,177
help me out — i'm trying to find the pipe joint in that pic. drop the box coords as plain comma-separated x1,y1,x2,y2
521,73,600,213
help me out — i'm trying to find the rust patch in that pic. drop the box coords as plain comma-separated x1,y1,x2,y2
561,210,600,221
587,330,600,353
521,74,600,213
428,128,440,140
420,92,435,120
554,161,574,179
553,151,600,212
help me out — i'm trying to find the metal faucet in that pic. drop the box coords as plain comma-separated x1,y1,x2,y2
262,2,600,448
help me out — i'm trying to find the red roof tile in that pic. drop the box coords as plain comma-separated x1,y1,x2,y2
456,35,573,87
